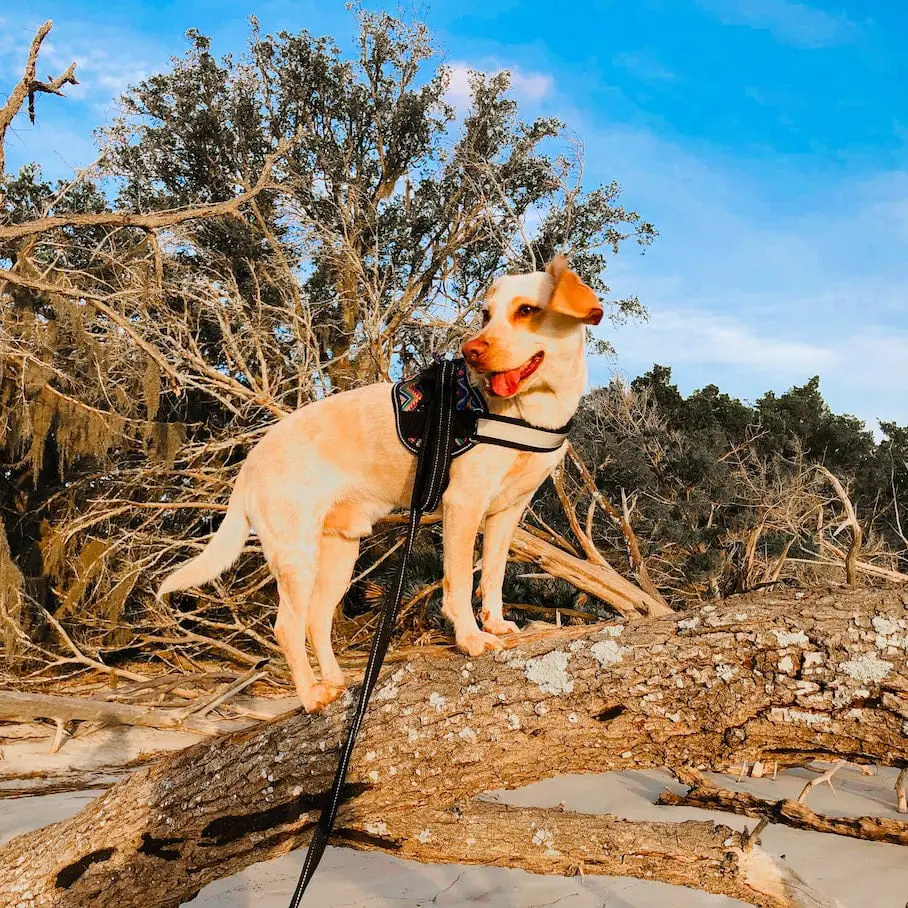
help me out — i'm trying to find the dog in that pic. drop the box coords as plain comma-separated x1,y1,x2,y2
157,254,602,712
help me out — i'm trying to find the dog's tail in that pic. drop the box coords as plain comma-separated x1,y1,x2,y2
156,468,250,599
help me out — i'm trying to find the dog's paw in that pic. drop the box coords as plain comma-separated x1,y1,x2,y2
456,630,505,657
481,615,520,636
301,682,346,714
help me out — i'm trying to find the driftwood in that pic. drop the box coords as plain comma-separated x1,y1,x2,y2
658,768,908,846
0,587,905,907
376,513,673,619
0,689,255,737
509,526,673,617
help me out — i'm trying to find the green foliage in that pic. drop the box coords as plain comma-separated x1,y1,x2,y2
98,10,656,388
549,366,908,598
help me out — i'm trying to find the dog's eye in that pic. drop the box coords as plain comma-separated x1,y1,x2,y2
517,304,538,317
481,310,490,325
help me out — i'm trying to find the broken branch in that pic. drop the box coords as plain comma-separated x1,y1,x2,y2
658,769,908,847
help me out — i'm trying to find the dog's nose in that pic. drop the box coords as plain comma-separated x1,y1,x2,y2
462,337,489,365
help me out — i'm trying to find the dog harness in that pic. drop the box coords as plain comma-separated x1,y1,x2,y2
393,356,572,456
288,356,571,905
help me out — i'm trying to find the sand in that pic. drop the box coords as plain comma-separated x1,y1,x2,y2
2,726,906,908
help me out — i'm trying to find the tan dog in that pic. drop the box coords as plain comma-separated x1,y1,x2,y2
157,255,602,712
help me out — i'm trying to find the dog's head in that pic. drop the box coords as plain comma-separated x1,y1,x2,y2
461,255,602,399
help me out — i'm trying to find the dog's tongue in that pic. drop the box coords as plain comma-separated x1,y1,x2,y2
490,367,523,397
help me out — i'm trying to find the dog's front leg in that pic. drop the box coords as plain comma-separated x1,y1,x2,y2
441,493,504,656
479,498,530,636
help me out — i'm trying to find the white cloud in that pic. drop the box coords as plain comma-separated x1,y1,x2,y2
696,0,860,48
556,112,908,427
611,308,835,377
445,63,474,113
601,305,908,427
40,44,149,102
445,61,552,114
0,17,154,108
509,68,553,101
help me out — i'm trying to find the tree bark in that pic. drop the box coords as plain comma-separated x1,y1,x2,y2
1,587,905,907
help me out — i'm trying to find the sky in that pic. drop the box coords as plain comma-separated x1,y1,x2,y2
3,0,908,431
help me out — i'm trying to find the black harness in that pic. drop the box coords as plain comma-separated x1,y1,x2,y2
288,356,571,905
393,356,572,456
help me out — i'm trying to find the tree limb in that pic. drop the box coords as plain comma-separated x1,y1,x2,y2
510,526,673,617
0,21,78,175
815,466,863,586
658,769,908,846
0,140,286,241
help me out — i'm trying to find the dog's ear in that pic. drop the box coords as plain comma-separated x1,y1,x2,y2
546,254,569,281
547,258,603,326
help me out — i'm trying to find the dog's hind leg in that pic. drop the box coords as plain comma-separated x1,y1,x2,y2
273,549,325,713
306,533,359,704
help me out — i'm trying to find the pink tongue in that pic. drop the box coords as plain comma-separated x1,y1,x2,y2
490,368,522,397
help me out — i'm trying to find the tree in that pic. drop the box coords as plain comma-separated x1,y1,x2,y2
100,10,655,391
0,12,655,678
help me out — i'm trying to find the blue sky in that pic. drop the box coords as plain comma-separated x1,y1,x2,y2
3,0,908,430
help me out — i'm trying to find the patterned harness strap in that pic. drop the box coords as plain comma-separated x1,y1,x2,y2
393,357,571,456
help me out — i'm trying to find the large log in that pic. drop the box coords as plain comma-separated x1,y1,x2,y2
0,588,905,907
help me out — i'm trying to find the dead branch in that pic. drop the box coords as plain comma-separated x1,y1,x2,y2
0,141,286,241
565,443,670,608
815,466,863,585
796,759,846,803
510,526,673,617
372,513,669,618
659,768,908,846
0,21,78,175
552,462,606,565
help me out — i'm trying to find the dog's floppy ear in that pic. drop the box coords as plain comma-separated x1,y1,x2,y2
546,256,603,326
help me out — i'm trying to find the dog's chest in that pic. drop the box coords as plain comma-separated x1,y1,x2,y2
492,448,563,508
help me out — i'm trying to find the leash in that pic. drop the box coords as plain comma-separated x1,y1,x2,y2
288,358,460,905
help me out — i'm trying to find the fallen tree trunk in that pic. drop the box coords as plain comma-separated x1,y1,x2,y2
378,514,673,618
1,587,905,907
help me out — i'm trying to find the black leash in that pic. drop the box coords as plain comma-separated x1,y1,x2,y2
288,358,459,906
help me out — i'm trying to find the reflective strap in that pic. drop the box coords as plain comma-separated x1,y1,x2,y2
473,416,568,453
